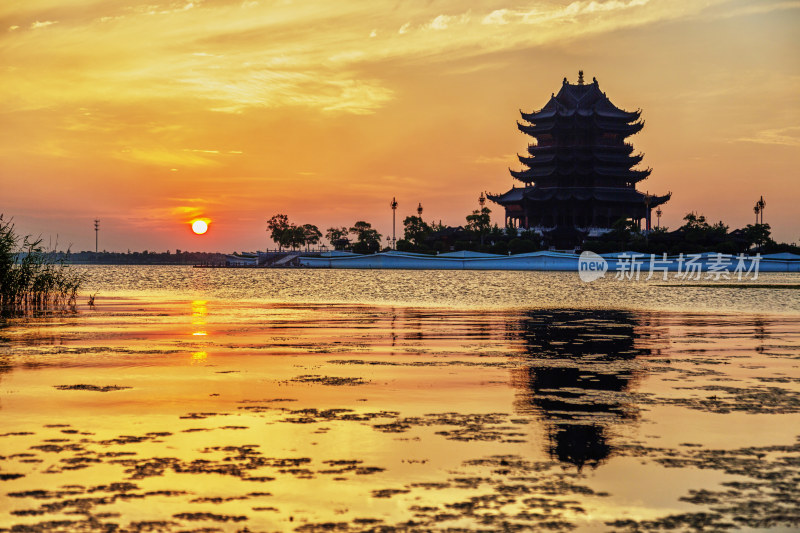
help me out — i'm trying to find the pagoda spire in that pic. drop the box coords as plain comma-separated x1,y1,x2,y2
578,70,584,85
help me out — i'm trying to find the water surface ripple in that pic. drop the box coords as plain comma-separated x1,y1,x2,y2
78,265,800,314
0,267,799,531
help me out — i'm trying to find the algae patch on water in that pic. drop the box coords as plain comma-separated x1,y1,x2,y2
54,384,132,392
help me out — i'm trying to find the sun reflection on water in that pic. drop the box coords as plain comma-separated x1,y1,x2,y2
190,300,207,337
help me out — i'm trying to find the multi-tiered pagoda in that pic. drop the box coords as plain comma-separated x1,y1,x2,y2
488,71,670,247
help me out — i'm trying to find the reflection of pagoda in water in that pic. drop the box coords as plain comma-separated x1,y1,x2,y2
511,309,651,469
489,71,670,248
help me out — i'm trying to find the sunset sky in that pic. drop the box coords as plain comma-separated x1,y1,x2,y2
2,0,798,252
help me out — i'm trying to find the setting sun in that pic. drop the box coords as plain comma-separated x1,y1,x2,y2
191,220,208,235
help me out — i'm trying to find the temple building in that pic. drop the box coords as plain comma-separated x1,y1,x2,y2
488,71,670,247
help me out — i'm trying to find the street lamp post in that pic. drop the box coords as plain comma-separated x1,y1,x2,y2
391,197,398,249
755,196,766,250
655,207,662,229
94,219,99,253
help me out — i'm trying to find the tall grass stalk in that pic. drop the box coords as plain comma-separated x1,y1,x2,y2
0,215,84,313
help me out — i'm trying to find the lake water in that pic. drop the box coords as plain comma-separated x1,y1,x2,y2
1,266,799,532
79,265,800,313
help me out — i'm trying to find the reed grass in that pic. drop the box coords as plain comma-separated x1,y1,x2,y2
0,214,84,313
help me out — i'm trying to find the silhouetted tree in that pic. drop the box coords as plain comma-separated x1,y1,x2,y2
325,227,349,250
508,238,537,254
680,213,727,245
744,223,772,250
609,218,640,247
506,220,518,236
267,214,290,251
281,225,306,251
302,224,322,251
465,207,492,245
350,221,382,254
403,216,431,248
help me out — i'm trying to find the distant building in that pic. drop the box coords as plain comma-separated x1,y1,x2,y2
488,72,670,248
225,252,259,266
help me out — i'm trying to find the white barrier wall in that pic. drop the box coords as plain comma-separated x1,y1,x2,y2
298,251,800,272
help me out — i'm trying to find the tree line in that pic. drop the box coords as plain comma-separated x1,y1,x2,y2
266,206,500,255
268,208,798,256
65,250,229,265
583,213,795,255
267,215,381,254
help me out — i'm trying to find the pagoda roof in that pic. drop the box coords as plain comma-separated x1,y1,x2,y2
488,186,670,208
509,166,651,181
521,77,640,123
528,143,635,155
518,152,643,166
595,152,643,164
520,186,670,206
487,187,527,205
517,117,643,137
